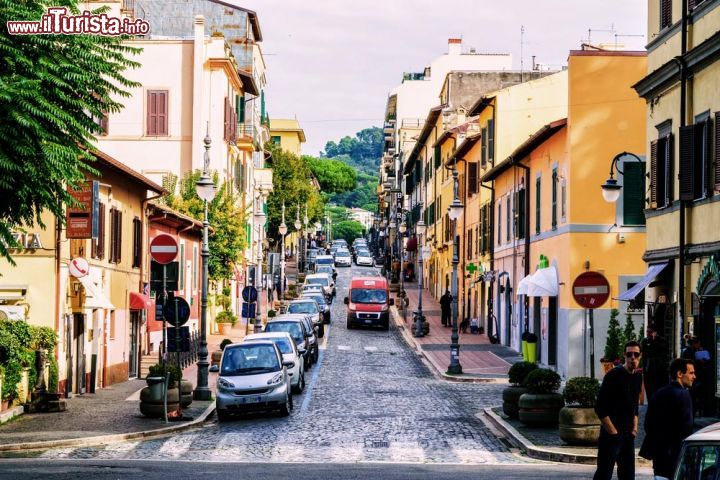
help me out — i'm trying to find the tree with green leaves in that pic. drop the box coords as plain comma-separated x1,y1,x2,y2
0,0,140,264
622,313,638,346
603,308,623,363
163,171,246,282
331,220,364,244
305,156,357,194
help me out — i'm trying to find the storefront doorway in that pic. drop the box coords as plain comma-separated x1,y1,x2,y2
73,313,85,394
129,311,140,378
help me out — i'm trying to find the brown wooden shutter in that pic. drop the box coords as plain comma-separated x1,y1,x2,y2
116,210,122,263
688,0,696,10
715,112,720,191
157,92,167,135
147,92,156,135
661,0,672,28
468,162,478,194
666,133,674,203
480,128,487,167
650,140,658,207
147,91,168,136
679,125,696,200
224,97,229,141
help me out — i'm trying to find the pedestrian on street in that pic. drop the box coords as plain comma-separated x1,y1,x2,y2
439,290,452,327
593,340,643,480
681,336,698,361
640,326,669,401
640,358,695,479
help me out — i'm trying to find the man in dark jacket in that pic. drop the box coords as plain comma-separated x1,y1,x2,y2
439,290,452,327
641,326,669,400
640,358,695,479
593,340,643,480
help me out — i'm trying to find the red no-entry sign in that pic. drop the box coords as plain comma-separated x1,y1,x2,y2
150,234,178,265
572,271,610,309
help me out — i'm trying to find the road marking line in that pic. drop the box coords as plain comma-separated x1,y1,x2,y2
337,345,351,351
364,346,378,352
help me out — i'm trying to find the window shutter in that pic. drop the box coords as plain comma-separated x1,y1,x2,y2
157,92,167,135
661,0,672,28
224,98,230,141
147,91,168,135
481,127,487,167
715,112,720,191
147,92,156,135
551,169,558,228
623,162,646,225
679,124,696,200
688,0,696,11
434,146,441,169
518,188,526,239
480,207,485,254
468,162,478,194
665,133,674,204
487,119,495,164
497,202,502,245
99,113,109,135
260,90,266,122
506,195,511,242
650,140,658,207
535,176,541,234
236,94,245,123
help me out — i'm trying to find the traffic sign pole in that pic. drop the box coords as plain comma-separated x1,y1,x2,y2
174,297,182,419
572,271,610,379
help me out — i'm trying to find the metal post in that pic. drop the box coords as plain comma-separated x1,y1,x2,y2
589,308,595,380
174,297,182,417
414,239,425,337
448,168,463,375
193,199,211,400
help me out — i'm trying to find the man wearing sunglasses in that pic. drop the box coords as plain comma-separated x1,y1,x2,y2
593,340,643,480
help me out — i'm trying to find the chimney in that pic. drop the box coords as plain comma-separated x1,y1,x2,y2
448,38,462,56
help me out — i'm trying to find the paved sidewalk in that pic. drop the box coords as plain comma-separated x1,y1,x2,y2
392,282,521,382
0,349,220,451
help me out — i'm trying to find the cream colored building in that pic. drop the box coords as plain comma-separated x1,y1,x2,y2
270,119,307,156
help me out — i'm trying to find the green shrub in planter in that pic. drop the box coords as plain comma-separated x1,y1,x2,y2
563,377,600,407
559,377,602,445
148,363,182,385
268,309,277,318
523,368,561,394
508,361,539,386
216,310,238,326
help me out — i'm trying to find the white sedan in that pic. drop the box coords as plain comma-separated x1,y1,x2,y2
356,252,373,266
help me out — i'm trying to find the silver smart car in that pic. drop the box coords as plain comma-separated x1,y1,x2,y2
215,341,295,421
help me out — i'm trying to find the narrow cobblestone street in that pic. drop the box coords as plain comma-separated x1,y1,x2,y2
34,265,531,465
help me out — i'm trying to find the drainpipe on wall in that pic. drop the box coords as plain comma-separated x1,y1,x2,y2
515,162,532,332
676,0,688,346
480,182,495,338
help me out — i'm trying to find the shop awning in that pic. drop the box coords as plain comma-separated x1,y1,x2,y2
527,266,559,297
616,262,669,301
78,276,115,310
516,274,533,296
129,292,153,310
406,236,417,252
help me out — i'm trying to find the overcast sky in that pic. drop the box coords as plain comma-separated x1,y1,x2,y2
233,1,648,156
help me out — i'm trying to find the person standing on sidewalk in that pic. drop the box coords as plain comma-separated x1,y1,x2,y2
439,290,452,327
593,340,643,480
640,358,695,479
641,326,669,401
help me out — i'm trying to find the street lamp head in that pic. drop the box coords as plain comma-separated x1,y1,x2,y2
416,220,426,237
399,223,407,234
314,221,322,231
255,211,267,226
195,173,216,202
601,177,622,203
294,219,302,231
448,198,464,221
279,223,288,235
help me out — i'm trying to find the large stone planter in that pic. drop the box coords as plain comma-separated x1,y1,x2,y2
139,386,179,418
217,323,233,335
518,392,564,426
502,386,528,419
559,406,600,445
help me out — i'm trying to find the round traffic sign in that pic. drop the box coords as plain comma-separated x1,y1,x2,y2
69,257,89,278
572,271,610,309
242,286,258,303
150,234,178,265
163,296,191,327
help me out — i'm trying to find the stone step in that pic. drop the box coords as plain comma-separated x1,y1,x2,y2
139,355,159,379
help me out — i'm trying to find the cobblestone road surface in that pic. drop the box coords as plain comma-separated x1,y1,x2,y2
38,265,535,465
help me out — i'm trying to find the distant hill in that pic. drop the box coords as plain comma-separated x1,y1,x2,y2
321,127,382,212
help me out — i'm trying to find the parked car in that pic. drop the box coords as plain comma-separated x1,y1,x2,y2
673,422,720,479
335,250,352,267
264,317,314,369
306,248,319,271
215,341,294,421
302,291,331,324
305,272,335,298
243,332,305,394
268,314,319,366
315,264,336,281
355,250,373,266
315,255,337,277
344,276,393,330
287,298,325,337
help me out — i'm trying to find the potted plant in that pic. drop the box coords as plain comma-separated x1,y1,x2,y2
559,377,601,445
601,308,623,374
518,368,564,426
268,309,277,318
503,361,538,419
141,363,184,417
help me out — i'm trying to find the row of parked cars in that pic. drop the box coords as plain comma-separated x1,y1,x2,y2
215,281,334,421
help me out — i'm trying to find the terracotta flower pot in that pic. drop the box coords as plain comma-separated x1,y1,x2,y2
218,323,233,335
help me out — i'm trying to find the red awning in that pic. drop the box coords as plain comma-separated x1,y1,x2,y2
129,292,153,310
406,236,417,252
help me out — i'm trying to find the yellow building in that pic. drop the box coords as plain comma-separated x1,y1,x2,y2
632,0,720,403
481,49,648,378
269,118,306,156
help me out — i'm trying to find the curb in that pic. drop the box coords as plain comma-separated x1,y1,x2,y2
480,407,597,465
0,406,25,426
0,401,216,452
390,306,506,385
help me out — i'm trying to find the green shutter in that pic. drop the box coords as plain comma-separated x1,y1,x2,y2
535,176,541,234
434,146,441,169
623,162,646,225
487,119,495,164
260,90,266,122
551,169,558,229
236,94,245,123
179,243,185,290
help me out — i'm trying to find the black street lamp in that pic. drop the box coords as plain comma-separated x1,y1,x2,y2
194,133,217,401
600,151,644,203
447,166,464,375
414,220,427,337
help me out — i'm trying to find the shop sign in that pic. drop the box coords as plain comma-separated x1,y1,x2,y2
0,232,44,250
66,181,99,239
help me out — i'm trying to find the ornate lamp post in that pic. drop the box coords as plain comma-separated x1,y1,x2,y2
414,220,427,337
447,166,464,375
193,133,217,401
254,206,266,333
294,204,302,269
303,205,309,272
279,204,288,310
399,222,407,322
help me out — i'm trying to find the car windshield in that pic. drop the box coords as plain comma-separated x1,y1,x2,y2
676,444,720,480
316,258,333,265
288,302,317,314
305,294,326,305
264,322,303,343
351,288,387,304
221,344,280,375
357,251,370,256
337,251,350,257
317,266,332,273
307,277,329,286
